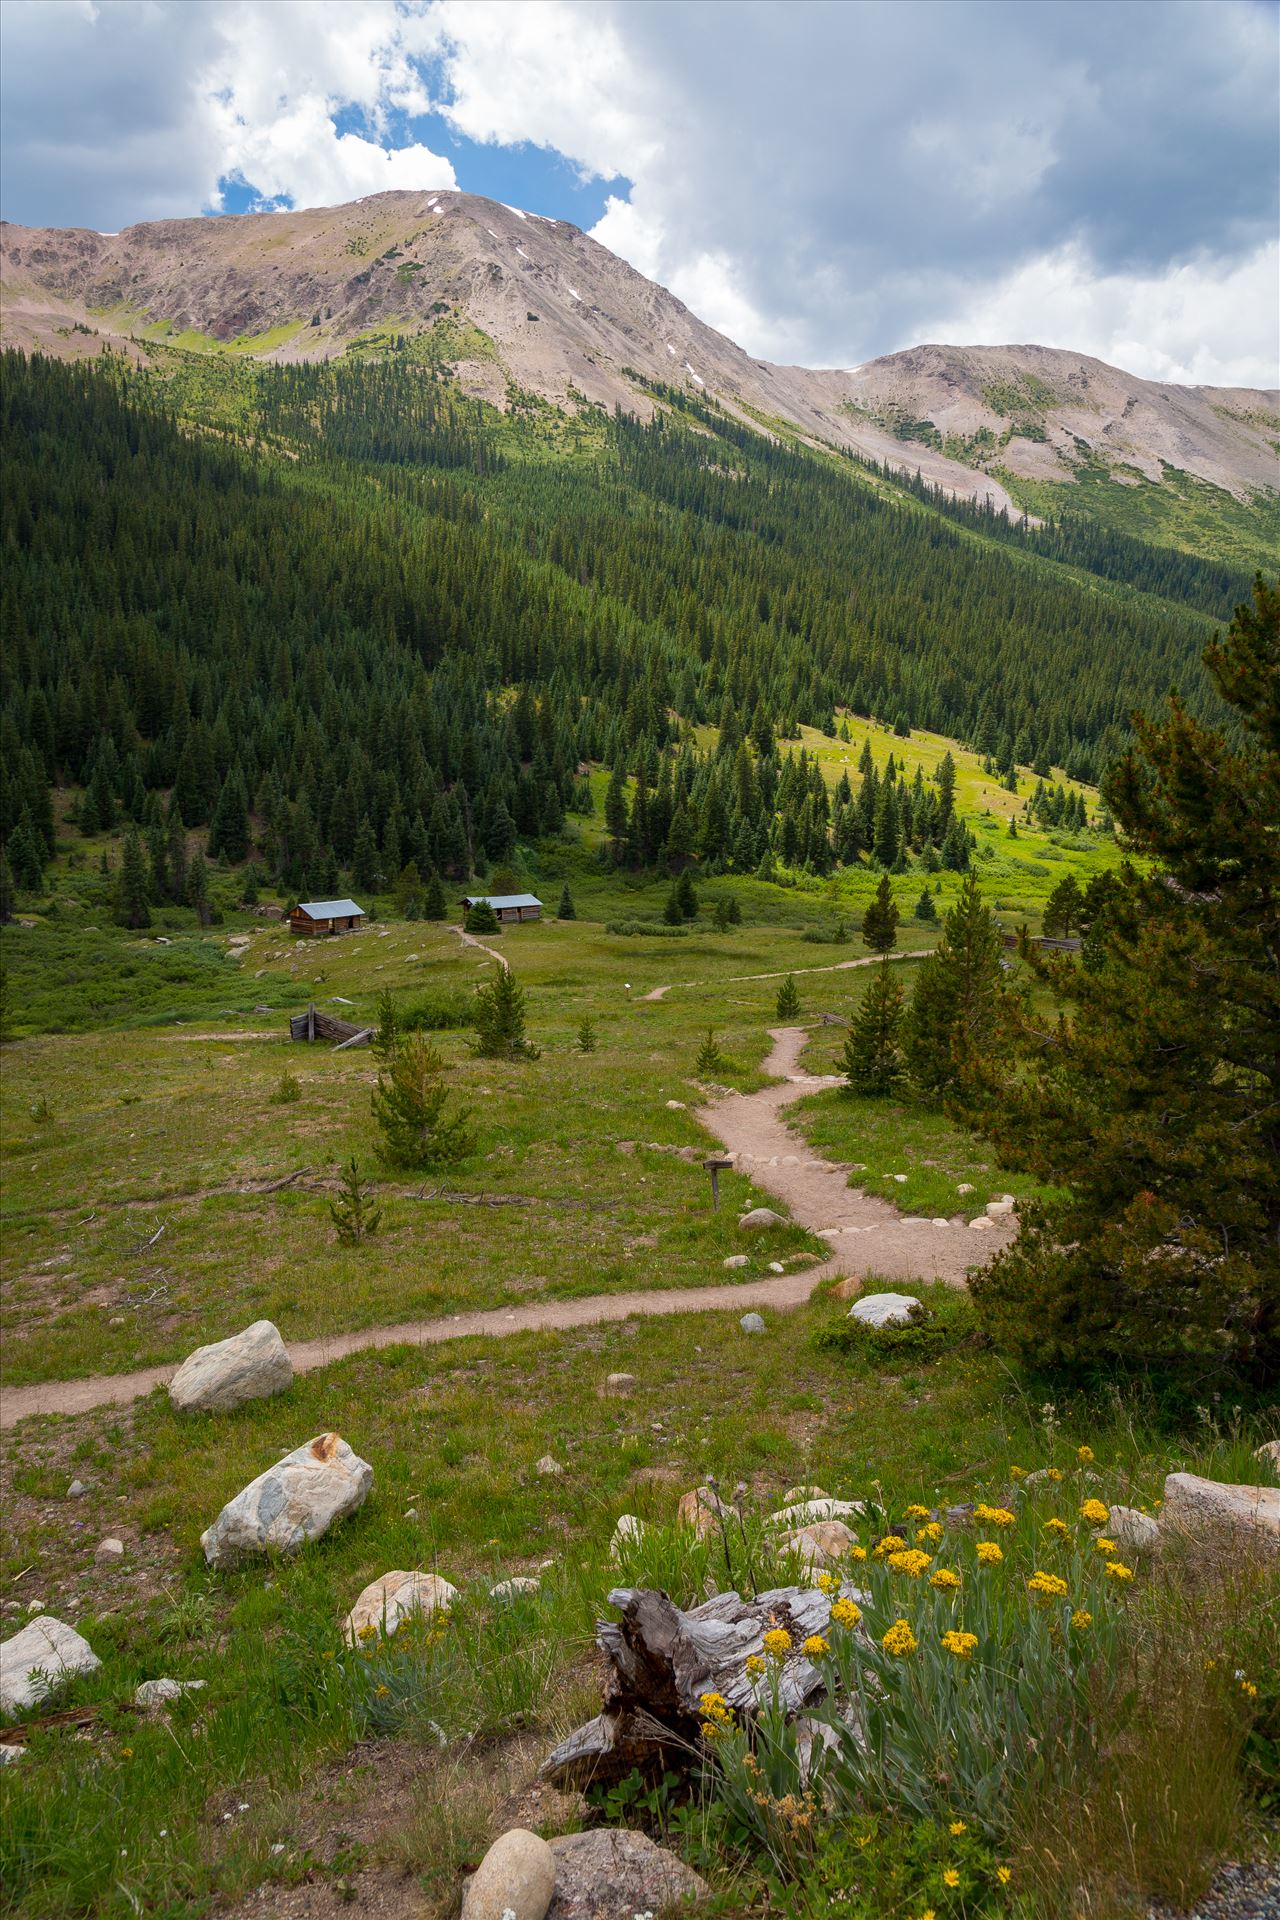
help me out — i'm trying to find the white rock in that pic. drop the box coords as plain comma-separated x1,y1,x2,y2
985,1198,1015,1218
536,1455,564,1477
609,1515,644,1563
677,1485,729,1539
344,1570,456,1645
1105,1507,1161,1553
931,1218,951,1228
739,1311,766,1334
490,1576,541,1603
1,1616,101,1714
605,1373,635,1394
956,1182,975,1195
1255,1439,1280,1476
201,1432,372,1568
461,1826,555,1920
768,1498,865,1531
968,1215,994,1231
848,1292,921,1329
738,1207,785,1230
168,1320,293,1414
891,1174,908,1184
781,1485,830,1504
66,1480,89,1500
94,1537,124,1562
768,1261,785,1274
665,1099,686,1111
779,1520,855,1568
135,1677,206,1707
0,1743,24,1765
722,1254,749,1269
1162,1472,1280,1561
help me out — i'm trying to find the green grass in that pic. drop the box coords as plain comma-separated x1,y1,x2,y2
996,459,1280,570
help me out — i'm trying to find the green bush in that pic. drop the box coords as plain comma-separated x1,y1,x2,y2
605,919,689,938
814,1290,979,1363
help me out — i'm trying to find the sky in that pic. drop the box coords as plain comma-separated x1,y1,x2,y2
2,0,1277,387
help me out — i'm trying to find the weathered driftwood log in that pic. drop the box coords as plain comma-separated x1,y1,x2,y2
541,1584,852,1789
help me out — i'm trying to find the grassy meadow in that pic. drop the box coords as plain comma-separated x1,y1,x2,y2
4,753,1278,1920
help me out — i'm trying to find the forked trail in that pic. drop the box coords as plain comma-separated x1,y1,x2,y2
0,1028,1010,1428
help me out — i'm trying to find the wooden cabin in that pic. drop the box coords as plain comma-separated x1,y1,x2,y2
461,892,543,925
288,898,365,938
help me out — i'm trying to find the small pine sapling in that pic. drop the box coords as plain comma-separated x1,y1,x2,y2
329,1157,383,1243
371,1035,475,1169
861,872,899,953
576,1015,597,1053
558,883,576,919
695,1029,726,1075
465,898,501,934
841,960,905,1095
471,965,539,1059
775,973,801,1019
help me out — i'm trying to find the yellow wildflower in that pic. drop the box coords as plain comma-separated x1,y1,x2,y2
357,1623,378,1642
921,1911,937,1920
375,1683,390,1698
1105,1561,1134,1584
830,1596,862,1629
940,1630,978,1659
745,1653,765,1677
1027,1569,1069,1600
763,1627,793,1658
1009,1465,1027,1480
802,1633,830,1657
974,1503,1015,1528
976,1541,1003,1566
1080,1498,1110,1526
944,1868,961,1889
917,1521,944,1545
930,1568,962,1592
850,1544,868,1561
119,1747,133,1759
881,1618,919,1656
874,1535,907,1557
1046,1467,1064,1482
997,1865,1012,1885
1238,1677,1258,1700
1094,1536,1118,1556
1076,1445,1095,1464
1071,1609,1093,1630
814,1570,838,1594
698,1691,734,1738
1043,1517,1070,1539
905,1503,931,1520
949,1819,967,1835
888,1547,933,1578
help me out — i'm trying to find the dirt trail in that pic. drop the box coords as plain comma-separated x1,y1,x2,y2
1,1025,1009,1430
640,949,929,1001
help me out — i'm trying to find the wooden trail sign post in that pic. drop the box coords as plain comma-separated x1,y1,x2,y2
704,1156,733,1212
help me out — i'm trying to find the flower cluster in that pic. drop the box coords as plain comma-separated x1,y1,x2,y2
929,1568,962,1592
874,1535,907,1558
1043,1517,1070,1539
887,1547,933,1579
916,1521,944,1546
976,1541,1003,1566
699,1690,735,1740
974,1503,1015,1528
905,1503,932,1520
940,1630,978,1660
830,1596,862,1630
882,1619,919,1657
802,1634,829,1657
1080,1497,1110,1527
1104,1561,1134,1584
762,1626,793,1659
1027,1569,1069,1600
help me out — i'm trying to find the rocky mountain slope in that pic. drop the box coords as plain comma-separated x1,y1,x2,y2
3,189,1276,516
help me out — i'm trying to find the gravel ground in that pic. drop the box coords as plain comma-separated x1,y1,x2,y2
1150,1855,1280,1920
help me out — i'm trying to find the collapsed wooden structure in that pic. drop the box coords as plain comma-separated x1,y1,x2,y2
288,1004,373,1049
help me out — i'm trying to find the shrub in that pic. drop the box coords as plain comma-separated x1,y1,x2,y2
464,899,500,934
270,1070,302,1105
801,919,848,944
605,919,688,938
401,989,472,1032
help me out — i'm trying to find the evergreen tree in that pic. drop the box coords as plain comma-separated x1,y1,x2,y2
872,780,901,868
936,751,957,833
861,873,900,953
842,960,905,1096
6,814,44,890
329,1157,383,1243
775,974,801,1019
969,579,1280,1384
0,848,14,922
423,870,448,920
1042,875,1085,938
351,815,379,891
465,898,500,933
471,965,538,1058
558,883,576,919
940,816,970,871
115,828,152,929
695,1029,726,1075
905,872,1005,1099
576,1014,597,1053
370,988,402,1062
371,1036,475,1169
914,887,938,923
604,765,630,863
674,867,698,920
207,764,250,863
184,849,211,927
396,860,427,920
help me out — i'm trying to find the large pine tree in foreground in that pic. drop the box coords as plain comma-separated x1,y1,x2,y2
969,579,1280,1385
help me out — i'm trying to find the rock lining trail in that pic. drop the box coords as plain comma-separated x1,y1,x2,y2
1,1026,1011,1429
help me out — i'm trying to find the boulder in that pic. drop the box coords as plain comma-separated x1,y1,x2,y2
676,1485,729,1539
1105,1506,1161,1554
956,1182,975,1194
609,1515,644,1563
0,1616,100,1714
778,1519,854,1568
848,1292,921,1329
201,1432,372,1568
768,1498,864,1531
491,1576,541,1603
94,1537,124,1563
722,1254,749,1270
1255,1439,1280,1476
536,1455,564,1477
462,1827,555,1920
135,1677,205,1706
168,1320,293,1414
1162,1472,1280,1561
66,1480,89,1500
344,1570,456,1645
985,1198,1016,1219
738,1207,785,1230
739,1312,766,1334
781,1485,830,1505
968,1215,994,1231
604,1373,635,1395
547,1828,709,1918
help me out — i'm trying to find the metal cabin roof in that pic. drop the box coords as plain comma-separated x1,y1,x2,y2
462,893,543,909
295,899,365,918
